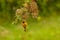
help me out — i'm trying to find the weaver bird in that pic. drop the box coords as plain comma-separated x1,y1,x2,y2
22,20,27,32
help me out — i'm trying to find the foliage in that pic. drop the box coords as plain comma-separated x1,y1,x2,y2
0,0,60,23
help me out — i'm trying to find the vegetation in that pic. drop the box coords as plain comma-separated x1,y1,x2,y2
0,0,60,40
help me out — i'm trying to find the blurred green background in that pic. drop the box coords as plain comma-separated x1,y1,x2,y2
0,0,60,40
0,0,60,24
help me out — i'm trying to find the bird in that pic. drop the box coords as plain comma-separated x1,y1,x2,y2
22,20,27,32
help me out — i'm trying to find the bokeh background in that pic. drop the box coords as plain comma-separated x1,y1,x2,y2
0,0,60,40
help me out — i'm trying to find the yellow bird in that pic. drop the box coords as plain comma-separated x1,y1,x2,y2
22,20,27,32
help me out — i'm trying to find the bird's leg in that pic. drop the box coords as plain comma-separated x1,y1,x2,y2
24,27,26,32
